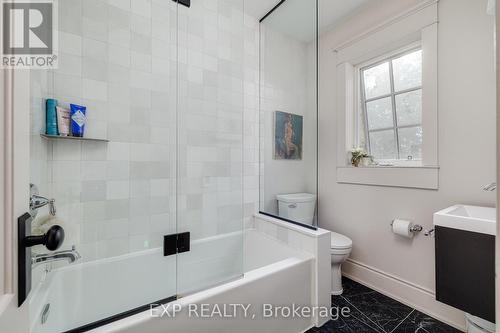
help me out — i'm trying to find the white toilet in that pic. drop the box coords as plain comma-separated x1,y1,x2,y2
330,232,352,295
276,193,317,225
276,193,352,296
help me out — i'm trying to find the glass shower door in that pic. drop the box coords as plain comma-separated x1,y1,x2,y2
27,0,245,330
28,0,179,331
175,0,245,295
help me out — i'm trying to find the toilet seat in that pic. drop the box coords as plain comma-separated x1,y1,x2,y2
331,232,352,250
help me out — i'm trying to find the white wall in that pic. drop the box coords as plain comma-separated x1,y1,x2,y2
318,0,495,329
260,25,317,216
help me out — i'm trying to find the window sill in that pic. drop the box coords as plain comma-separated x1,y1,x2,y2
336,165,439,189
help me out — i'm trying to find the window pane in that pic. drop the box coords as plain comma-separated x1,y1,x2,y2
363,62,391,99
398,126,422,160
395,89,422,127
366,97,393,130
369,130,397,160
392,50,422,92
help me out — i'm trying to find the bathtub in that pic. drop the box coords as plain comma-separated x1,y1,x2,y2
29,229,318,333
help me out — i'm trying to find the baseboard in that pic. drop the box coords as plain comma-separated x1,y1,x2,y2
343,259,467,332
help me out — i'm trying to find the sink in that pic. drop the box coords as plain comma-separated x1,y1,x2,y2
433,205,496,235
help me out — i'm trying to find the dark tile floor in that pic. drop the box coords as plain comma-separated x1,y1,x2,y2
308,277,463,333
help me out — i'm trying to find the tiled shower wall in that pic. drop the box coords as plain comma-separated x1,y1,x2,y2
29,0,260,262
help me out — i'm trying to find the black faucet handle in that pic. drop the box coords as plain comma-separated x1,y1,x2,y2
24,225,65,251
45,225,65,251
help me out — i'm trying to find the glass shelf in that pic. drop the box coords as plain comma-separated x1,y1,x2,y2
40,134,109,143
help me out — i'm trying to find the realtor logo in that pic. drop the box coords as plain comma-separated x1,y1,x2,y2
1,1,58,68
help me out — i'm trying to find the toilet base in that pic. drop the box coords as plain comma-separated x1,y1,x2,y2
331,264,343,295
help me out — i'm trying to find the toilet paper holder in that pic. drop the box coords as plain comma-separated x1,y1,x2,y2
390,220,434,236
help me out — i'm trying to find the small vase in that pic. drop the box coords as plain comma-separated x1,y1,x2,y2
360,157,372,167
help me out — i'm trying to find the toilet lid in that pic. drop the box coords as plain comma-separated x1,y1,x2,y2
276,193,316,203
331,232,352,250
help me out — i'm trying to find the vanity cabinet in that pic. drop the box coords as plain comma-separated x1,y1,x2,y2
435,226,495,323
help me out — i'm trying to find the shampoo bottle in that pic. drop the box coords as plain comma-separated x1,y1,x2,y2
46,99,58,135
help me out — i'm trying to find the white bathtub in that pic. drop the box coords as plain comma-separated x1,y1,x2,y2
29,229,316,333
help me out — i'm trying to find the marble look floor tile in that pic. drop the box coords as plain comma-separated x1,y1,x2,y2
342,277,377,297
342,289,414,332
326,294,384,333
392,310,463,333
310,315,380,333
307,278,461,333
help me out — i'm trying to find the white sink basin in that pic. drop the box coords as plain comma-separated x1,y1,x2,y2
433,205,496,235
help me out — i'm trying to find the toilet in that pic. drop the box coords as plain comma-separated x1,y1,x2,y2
276,193,317,225
330,232,352,295
276,193,353,296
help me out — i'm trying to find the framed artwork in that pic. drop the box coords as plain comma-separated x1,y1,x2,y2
274,111,303,160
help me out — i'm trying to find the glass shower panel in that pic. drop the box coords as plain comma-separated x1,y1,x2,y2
259,0,318,228
176,0,245,295
28,0,178,331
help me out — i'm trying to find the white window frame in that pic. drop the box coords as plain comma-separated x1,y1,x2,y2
335,0,439,189
356,44,423,166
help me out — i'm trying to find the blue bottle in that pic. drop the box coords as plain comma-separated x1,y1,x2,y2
46,99,58,135
70,104,87,137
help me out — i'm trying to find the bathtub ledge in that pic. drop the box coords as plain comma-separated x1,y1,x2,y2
254,213,330,238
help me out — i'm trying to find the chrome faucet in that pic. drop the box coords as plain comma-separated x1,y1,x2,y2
31,246,81,269
483,182,497,191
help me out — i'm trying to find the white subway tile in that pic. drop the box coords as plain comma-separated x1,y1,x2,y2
83,58,108,81
131,14,152,36
81,180,107,202
108,0,131,11
81,161,107,181
130,180,150,198
109,27,131,48
83,18,108,42
108,45,131,68
82,141,108,161
107,142,130,161
131,0,152,18
57,53,82,76
83,39,108,61
150,178,170,196
106,180,130,200
83,79,108,101
53,140,82,161
131,51,152,72
106,161,130,180
54,73,82,99
52,161,81,182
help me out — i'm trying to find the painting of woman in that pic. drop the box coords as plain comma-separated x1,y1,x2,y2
274,111,303,160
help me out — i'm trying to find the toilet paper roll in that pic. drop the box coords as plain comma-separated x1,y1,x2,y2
392,219,414,238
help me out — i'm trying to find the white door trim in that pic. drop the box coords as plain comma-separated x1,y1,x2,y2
0,67,31,332
0,67,14,309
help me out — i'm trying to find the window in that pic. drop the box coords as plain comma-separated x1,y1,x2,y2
359,49,423,162
335,5,438,189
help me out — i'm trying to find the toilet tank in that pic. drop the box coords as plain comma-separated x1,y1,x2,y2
276,193,316,225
